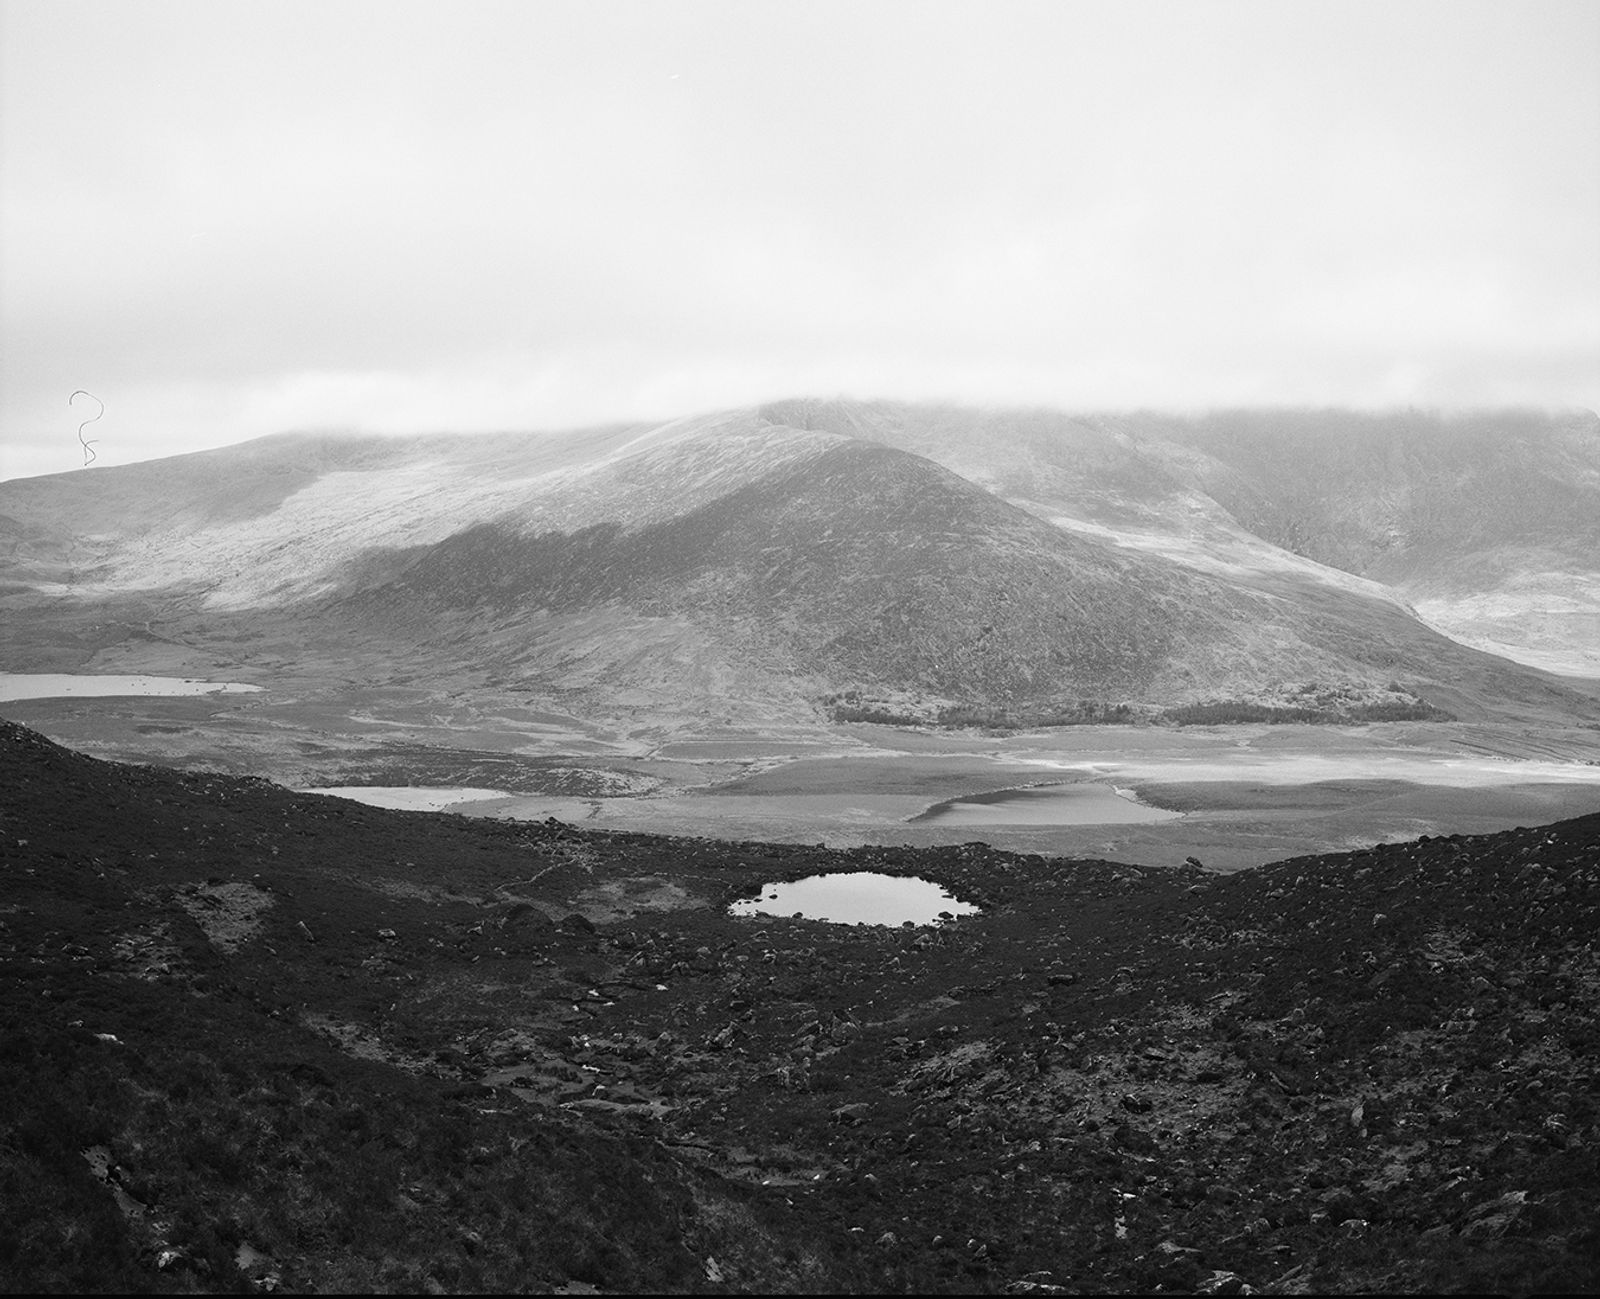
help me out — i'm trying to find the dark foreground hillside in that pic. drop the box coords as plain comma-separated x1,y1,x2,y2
2,720,1597,1294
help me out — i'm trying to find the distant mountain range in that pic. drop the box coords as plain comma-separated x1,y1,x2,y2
3,401,1597,728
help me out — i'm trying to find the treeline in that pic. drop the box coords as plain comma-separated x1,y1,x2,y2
1158,698,1450,726
825,691,1449,730
937,701,1136,728
824,694,1137,729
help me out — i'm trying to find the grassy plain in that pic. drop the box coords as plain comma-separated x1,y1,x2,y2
5,681,1600,872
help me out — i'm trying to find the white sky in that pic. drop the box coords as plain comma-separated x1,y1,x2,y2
3,0,1598,479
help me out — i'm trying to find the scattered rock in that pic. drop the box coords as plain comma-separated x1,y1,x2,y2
1197,1270,1255,1295
1113,1123,1157,1155
1460,1189,1528,1240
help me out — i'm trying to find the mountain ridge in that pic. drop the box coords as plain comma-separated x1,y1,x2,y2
764,400,1600,677
3,400,1596,727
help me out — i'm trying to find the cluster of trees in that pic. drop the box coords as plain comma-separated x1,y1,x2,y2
823,693,1138,730
937,701,1136,729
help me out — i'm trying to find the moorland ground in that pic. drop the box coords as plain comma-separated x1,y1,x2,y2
2,718,1597,1294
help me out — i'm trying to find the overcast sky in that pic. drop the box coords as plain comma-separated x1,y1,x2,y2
3,0,1597,479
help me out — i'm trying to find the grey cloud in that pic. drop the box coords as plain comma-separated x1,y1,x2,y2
3,0,1597,479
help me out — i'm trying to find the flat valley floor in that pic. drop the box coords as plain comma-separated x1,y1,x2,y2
5,675,1600,871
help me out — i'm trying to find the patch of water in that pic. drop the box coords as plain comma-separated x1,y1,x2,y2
302,786,512,811
0,673,263,702
729,872,978,927
912,781,1182,826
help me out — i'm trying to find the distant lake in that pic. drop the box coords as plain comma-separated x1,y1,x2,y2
912,781,1182,826
0,673,263,702
301,786,512,812
730,872,978,926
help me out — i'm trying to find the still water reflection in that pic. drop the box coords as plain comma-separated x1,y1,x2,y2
729,872,978,926
913,781,1181,826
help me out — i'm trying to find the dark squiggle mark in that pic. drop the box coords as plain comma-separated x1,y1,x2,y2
70,389,104,466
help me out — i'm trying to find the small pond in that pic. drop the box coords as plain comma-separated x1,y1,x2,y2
912,781,1181,826
0,673,263,702
729,872,978,927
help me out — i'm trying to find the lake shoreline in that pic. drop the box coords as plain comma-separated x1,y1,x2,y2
911,778,1185,827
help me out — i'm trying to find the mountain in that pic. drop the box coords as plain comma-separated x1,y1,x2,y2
767,400,1600,678
1128,408,1600,677
2,402,1596,729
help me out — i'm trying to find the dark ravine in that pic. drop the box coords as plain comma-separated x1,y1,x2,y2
3,718,1597,1294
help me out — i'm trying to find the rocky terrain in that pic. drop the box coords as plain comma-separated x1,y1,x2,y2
3,718,1597,1293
